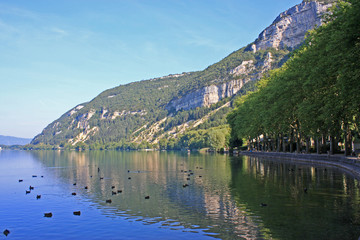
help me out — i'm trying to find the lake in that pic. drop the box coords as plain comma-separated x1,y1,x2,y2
0,150,360,239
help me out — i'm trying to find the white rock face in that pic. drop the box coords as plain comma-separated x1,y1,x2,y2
254,1,332,50
168,79,246,111
230,60,255,76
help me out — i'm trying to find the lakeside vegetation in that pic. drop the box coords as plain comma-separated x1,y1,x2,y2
228,0,360,155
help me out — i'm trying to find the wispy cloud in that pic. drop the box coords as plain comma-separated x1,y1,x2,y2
50,27,68,38
0,4,38,20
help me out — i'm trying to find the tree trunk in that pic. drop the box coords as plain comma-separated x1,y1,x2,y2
344,126,352,156
290,130,294,153
306,138,310,153
283,134,286,152
263,135,266,152
277,134,281,152
329,136,334,155
316,138,321,154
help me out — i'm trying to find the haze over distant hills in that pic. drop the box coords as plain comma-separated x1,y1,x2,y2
0,135,32,146
31,0,334,147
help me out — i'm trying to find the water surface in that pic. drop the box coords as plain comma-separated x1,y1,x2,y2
0,150,359,239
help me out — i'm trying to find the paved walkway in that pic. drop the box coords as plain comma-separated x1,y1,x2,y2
237,151,360,177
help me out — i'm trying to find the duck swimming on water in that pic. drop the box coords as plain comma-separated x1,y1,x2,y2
3,229,10,236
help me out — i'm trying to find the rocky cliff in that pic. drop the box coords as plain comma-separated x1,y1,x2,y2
165,1,332,112
253,1,332,51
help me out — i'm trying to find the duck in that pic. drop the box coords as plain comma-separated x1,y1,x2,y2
111,186,115,189
100,177,104,180
71,192,77,196
128,177,131,180
32,175,37,178
260,203,267,207
3,229,10,236
186,178,190,180
36,195,41,199
145,196,150,199
112,191,117,195
73,211,81,216
117,190,122,193
183,184,189,188
26,190,31,194
73,183,76,186
106,199,112,203
44,212,52,218
84,186,88,190
18,179,23,182
29,186,34,190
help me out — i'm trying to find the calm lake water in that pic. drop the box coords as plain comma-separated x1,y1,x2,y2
1,150,360,239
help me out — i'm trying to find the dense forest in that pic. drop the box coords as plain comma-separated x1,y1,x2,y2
228,0,360,155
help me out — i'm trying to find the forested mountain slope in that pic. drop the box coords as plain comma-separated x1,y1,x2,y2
31,0,332,147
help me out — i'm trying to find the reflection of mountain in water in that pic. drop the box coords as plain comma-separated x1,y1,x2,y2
229,156,360,240
31,151,265,239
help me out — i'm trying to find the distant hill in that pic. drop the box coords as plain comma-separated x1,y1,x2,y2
0,135,32,146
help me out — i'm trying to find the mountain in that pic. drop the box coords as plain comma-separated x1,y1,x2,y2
0,135,32,146
31,0,333,147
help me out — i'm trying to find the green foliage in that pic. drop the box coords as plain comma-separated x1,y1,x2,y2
173,125,230,151
228,0,360,154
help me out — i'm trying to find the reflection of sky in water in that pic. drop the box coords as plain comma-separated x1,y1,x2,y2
1,150,360,239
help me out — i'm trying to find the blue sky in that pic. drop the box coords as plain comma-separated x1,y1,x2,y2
0,0,301,139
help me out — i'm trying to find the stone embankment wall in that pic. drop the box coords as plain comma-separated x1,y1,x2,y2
237,151,360,177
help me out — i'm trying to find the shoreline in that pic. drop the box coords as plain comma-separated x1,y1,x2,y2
237,151,360,178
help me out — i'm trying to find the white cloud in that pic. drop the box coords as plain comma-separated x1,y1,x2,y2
50,27,68,37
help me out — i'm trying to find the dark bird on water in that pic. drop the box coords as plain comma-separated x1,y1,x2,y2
106,199,112,203
186,178,190,180
183,184,189,188
145,196,150,199
44,212,53,218
111,186,115,189
85,186,88,190
26,190,30,194
18,179,23,182
73,183,76,186
260,203,267,207
100,177,104,180
73,211,81,216
3,229,10,236
128,177,131,180
36,195,41,199
29,186,34,190
32,175,37,178
117,190,122,193
112,191,117,195
71,192,77,196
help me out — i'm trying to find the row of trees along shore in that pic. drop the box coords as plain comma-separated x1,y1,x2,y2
227,0,360,156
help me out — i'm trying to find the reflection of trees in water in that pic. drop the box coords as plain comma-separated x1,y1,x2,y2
31,151,264,239
229,155,360,240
